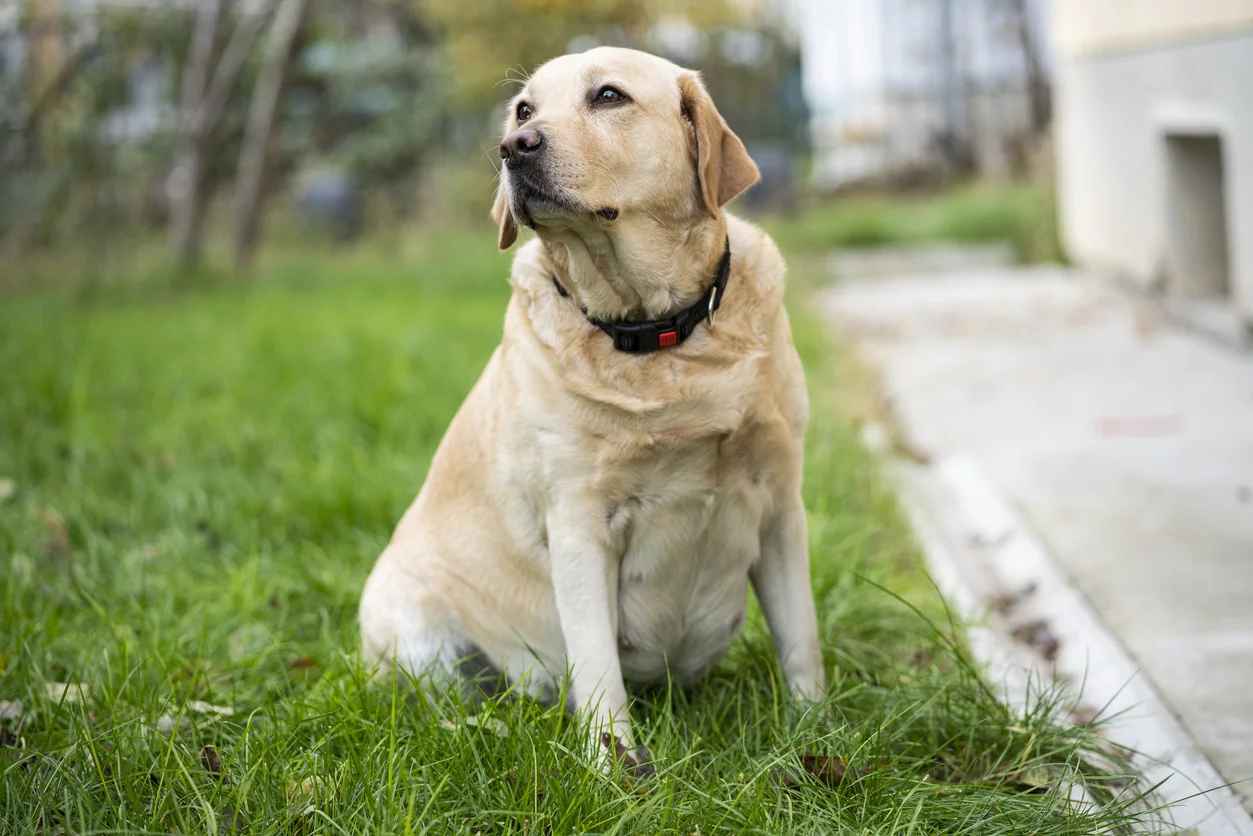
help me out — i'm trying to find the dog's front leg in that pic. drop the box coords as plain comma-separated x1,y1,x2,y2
752,490,825,702
547,497,647,773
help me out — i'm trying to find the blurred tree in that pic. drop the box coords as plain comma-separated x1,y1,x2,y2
170,0,270,264
278,0,445,217
234,0,309,267
423,0,749,114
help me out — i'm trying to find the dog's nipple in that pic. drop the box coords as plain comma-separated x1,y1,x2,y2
619,634,633,651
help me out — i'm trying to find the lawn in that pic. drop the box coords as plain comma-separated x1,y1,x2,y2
1,222,1151,834
767,181,1063,264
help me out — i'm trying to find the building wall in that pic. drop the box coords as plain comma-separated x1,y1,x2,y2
1053,0,1253,57
1054,23,1253,321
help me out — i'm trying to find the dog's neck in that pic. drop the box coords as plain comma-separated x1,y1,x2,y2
540,215,727,322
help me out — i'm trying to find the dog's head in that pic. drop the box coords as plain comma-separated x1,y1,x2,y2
491,47,759,250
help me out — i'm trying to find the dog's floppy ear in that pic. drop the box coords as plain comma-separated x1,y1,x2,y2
491,183,518,251
678,72,760,218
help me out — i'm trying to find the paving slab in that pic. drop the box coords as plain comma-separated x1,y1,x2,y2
823,261,1253,829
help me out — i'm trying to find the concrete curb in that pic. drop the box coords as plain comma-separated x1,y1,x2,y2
889,450,1253,836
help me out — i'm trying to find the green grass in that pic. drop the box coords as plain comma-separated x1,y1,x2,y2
1,225,1154,834
766,181,1064,264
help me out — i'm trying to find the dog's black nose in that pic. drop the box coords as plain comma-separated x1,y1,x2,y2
500,128,544,166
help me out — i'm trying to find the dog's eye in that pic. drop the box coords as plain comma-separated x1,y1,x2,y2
593,86,628,107
516,102,534,123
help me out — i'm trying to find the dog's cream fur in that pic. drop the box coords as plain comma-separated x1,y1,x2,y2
360,47,824,762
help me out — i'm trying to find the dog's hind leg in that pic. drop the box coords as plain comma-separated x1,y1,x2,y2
359,544,478,696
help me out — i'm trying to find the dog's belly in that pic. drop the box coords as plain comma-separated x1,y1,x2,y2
614,483,765,685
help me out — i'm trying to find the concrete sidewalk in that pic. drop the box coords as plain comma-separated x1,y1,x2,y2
822,256,1253,833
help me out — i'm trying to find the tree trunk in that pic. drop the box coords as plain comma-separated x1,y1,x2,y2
196,6,271,133
170,0,222,264
1006,0,1051,134
233,0,308,269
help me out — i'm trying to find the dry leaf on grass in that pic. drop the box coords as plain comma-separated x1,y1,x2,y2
199,745,223,774
188,700,235,718
285,775,334,801
772,754,866,788
1070,705,1100,727
45,682,89,704
440,716,509,737
0,700,22,722
1009,619,1060,661
465,715,508,737
155,714,192,736
287,656,319,670
41,507,70,557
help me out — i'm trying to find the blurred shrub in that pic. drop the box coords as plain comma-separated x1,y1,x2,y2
767,181,1064,264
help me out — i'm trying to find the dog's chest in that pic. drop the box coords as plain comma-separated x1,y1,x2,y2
610,437,774,684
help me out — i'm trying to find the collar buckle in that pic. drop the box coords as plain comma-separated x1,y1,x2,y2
552,236,730,353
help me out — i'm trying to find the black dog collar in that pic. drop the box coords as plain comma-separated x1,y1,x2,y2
551,237,732,353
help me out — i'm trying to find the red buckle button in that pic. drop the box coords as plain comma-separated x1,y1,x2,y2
658,330,677,347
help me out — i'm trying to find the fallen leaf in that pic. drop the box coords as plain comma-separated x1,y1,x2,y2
0,477,16,503
188,700,235,718
199,745,222,774
41,507,70,557
0,700,21,722
285,775,334,800
800,754,852,787
45,682,89,704
891,435,932,465
1070,705,1099,726
1009,620,1060,662
773,754,867,788
155,714,192,736
440,715,509,738
990,582,1038,615
1010,765,1056,794
287,656,318,670
465,715,508,737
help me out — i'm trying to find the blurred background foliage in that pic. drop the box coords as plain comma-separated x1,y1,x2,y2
0,0,810,278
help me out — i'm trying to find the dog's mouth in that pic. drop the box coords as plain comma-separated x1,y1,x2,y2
507,170,583,229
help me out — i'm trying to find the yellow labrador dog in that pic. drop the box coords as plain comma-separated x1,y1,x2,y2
360,46,824,770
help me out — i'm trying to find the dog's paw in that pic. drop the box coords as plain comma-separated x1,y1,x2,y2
600,732,656,780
